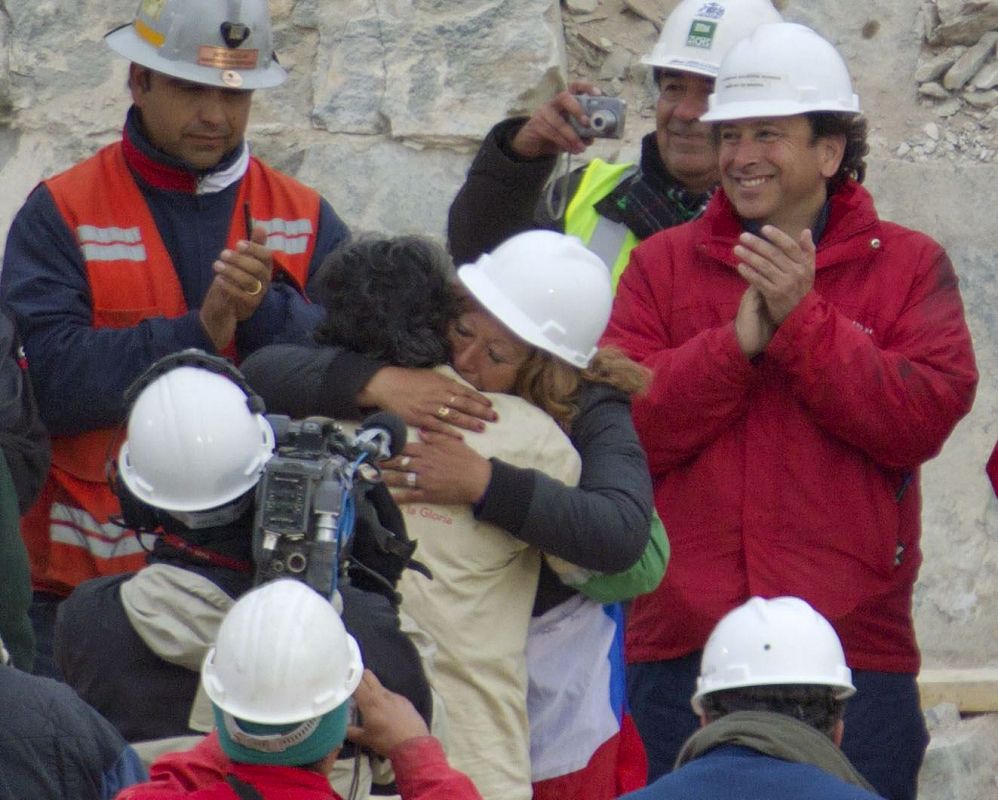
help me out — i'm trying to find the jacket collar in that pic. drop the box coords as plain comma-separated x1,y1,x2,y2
121,105,249,195
677,710,875,793
701,179,880,268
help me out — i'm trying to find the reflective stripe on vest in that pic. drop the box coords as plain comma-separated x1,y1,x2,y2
564,158,640,291
49,502,155,561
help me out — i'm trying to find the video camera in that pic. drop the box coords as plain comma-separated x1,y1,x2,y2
252,411,408,600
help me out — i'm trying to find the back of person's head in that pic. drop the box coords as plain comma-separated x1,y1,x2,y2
105,0,286,90
114,350,273,537
313,236,456,368
202,579,364,767
691,596,856,739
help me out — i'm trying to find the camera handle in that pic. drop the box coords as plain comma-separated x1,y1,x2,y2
304,470,355,601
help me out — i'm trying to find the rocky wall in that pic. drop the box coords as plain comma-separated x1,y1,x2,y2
0,0,994,686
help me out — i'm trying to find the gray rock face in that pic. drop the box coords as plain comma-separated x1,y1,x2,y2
918,713,998,800
934,0,998,44
972,59,998,88
943,32,998,89
915,48,961,83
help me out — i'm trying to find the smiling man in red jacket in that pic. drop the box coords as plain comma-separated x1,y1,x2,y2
602,22,977,800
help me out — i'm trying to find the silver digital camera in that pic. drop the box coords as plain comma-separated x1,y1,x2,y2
570,95,627,139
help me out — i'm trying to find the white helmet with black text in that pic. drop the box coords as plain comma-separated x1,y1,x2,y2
641,0,784,78
106,0,287,90
701,22,861,122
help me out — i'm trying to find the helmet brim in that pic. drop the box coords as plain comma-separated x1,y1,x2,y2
457,262,592,369
700,96,861,122
105,26,287,90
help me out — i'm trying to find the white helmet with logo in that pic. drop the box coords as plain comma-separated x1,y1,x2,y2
105,0,287,90
701,22,861,121
118,363,274,513
202,579,364,724
641,0,783,78
691,596,856,713
457,230,613,369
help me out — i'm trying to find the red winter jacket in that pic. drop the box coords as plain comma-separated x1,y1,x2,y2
114,731,482,800
602,180,977,673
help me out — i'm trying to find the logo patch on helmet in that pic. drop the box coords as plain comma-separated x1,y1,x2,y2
197,45,258,70
686,20,717,49
696,2,726,20
221,22,251,49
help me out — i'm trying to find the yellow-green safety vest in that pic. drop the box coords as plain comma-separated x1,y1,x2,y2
563,158,639,291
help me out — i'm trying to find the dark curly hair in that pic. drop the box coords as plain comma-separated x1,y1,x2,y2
312,235,457,368
807,111,869,190
700,684,846,740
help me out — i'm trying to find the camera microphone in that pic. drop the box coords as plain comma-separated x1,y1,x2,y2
353,412,408,461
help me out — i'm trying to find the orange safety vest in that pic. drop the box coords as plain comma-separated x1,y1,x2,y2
24,141,320,595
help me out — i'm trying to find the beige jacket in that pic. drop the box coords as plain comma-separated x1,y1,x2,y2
397,368,581,800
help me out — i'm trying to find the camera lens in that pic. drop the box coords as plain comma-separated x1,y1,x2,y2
590,110,616,132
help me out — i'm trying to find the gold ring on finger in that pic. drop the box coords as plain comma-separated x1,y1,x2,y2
448,394,458,406
437,405,450,419
246,279,264,297
399,455,412,469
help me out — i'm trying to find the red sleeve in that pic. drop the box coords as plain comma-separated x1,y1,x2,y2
389,737,483,800
987,439,998,498
766,245,977,469
602,237,759,474
115,734,230,799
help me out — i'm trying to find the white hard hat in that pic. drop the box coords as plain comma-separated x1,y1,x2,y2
457,230,613,369
691,596,856,713
105,0,287,90
118,365,275,513
641,0,783,78
701,22,861,121
202,580,364,724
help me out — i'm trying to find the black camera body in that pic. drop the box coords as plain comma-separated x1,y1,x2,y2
253,416,353,598
570,95,627,139
252,413,405,599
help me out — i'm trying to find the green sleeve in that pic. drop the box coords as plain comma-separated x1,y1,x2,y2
575,510,670,604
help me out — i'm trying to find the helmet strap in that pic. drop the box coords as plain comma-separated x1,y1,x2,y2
223,712,320,753
166,492,253,530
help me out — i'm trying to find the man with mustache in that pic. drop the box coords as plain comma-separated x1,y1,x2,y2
447,0,781,279
0,0,348,678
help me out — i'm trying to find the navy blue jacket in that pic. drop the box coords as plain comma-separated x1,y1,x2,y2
0,664,146,799
620,745,885,800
